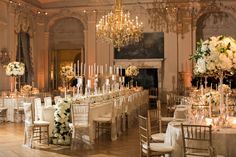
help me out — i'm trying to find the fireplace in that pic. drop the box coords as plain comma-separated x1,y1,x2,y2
123,68,158,89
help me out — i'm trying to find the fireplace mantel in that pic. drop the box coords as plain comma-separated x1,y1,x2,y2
114,59,164,69
114,58,165,100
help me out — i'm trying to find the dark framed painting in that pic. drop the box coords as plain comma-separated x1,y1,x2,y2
114,32,164,59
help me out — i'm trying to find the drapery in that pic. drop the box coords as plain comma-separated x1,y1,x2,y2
16,32,34,86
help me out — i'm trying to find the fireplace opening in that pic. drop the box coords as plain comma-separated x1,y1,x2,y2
122,68,158,89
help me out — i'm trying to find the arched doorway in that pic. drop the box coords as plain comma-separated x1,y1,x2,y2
196,11,236,41
49,17,84,90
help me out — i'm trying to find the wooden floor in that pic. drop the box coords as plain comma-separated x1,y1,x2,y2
0,122,140,157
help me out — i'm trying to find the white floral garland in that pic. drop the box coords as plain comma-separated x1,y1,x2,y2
52,97,72,145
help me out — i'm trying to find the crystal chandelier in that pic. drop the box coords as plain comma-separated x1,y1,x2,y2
96,0,143,51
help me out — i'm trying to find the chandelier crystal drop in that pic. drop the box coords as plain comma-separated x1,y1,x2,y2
96,0,143,51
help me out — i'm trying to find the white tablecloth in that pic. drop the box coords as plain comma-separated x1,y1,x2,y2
43,89,149,142
164,121,236,157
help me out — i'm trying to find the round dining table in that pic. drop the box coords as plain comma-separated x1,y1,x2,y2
164,120,236,157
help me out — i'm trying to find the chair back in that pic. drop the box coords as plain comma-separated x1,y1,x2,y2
34,98,43,121
138,115,150,152
23,102,33,126
147,108,161,135
181,124,212,157
44,97,52,108
71,103,89,126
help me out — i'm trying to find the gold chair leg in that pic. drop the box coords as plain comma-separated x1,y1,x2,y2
47,126,50,145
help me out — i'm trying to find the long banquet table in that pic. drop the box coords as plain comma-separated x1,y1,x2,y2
43,88,149,142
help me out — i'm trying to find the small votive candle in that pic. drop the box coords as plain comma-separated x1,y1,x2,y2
87,79,91,88
106,78,109,85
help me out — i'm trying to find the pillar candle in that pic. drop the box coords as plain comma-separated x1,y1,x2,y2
77,60,80,76
91,65,93,76
119,77,122,82
112,74,116,81
105,64,107,75
116,66,119,75
73,64,76,75
101,65,103,75
109,66,113,75
89,65,91,77
87,79,91,88
226,94,229,113
84,63,86,75
78,77,83,85
64,87,67,99
106,78,109,85
94,63,96,75
97,65,99,75
81,62,83,76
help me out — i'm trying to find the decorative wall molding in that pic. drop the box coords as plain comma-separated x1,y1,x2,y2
45,8,88,32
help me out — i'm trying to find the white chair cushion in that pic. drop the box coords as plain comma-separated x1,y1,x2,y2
142,143,173,153
161,117,174,122
151,133,165,142
34,120,50,125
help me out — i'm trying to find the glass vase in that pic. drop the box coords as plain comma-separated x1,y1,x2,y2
219,73,225,115
130,77,134,88
10,76,17,93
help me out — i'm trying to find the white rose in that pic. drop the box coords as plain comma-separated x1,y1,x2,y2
196,58,206,73
227,50,233,59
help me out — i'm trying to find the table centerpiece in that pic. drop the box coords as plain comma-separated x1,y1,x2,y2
191,35,236,125
5,61,25,92
125,65,139,88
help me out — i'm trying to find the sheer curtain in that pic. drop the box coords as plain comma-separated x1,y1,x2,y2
16,31,34,87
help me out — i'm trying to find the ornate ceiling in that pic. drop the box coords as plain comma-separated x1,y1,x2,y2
22,0,115,8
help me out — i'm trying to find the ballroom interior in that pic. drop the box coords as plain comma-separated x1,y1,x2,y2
0,0,236,157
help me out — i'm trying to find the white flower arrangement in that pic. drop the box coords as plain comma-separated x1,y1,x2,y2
191,36,236,76
125,65,139,77
218,84,231,94
20,85,32,94
201,91,220,111
60,65,75,79
5,61,25,76
20,85,39,95
52,97,72,145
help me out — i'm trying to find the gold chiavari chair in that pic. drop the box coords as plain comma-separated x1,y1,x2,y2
139,115,173,157
181,124,224,157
